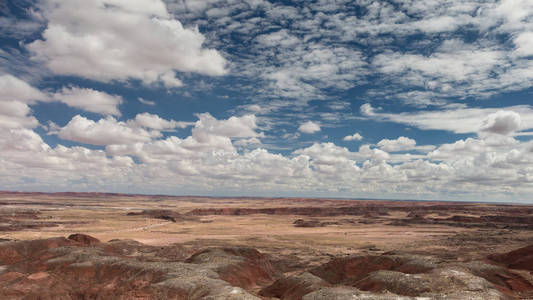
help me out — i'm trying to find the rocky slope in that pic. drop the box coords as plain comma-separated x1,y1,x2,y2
0,234,532,299
0,234,272,299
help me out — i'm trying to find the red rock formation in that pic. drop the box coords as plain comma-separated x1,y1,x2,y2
489,244,533,272
0,236,271,299
1,235,532,299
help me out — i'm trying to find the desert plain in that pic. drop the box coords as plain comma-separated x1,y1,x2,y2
0,191,532,299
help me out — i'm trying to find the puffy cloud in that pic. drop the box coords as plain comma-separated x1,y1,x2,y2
158,71,184,88
358,145,390,161
0,128,49,153
377,137,416,152
343,133,363,141
53,86,123,116
294,143,359,176
132,113,192,130
56,112,196,147
0,124,134,191
26,0,226,86
102,113,261,159
146,113,261,154
234,137,262,147
294,142,390,166
57,115,160,146
298,121,321,133
0,75,46,130
428,135,519,162
361,104,533,135
0,76,130,133
360,103,376,116
193,113,259,138
0,75,129,134
137,134,234,158
295,142,351,161
0,101,39,129
480,110,521,135
0,74,46,103
513,32,533,57
4,108,533,200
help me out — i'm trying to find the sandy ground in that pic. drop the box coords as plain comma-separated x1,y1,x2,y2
0,192,532,262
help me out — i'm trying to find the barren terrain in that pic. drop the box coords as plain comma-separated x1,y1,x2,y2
0,192,532,299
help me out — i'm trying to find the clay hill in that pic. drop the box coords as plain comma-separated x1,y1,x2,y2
0,233,531,299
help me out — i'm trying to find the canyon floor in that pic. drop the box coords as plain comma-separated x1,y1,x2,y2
0,192,532,299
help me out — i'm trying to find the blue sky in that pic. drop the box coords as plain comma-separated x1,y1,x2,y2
1,0,533,202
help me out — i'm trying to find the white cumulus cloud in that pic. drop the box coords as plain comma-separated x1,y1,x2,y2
343,133,363,141
0,74,47,103
361,103,533,135
26,0,227,87
378,137,417,152
298,121,321,133
57,115,160,146
53,86,123,116
480,110,521,135
0,75,47,130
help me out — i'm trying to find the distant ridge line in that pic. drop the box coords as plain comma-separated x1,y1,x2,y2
0,190,528,205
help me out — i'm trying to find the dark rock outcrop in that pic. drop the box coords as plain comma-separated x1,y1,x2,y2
259,272,330,300
67,233,101,246
488,244,533,272
126,209,193,222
